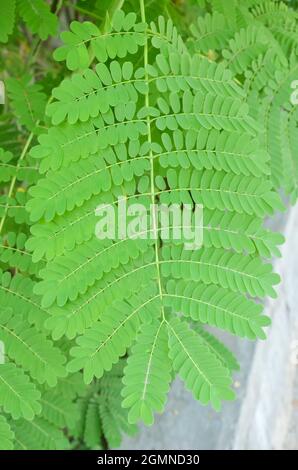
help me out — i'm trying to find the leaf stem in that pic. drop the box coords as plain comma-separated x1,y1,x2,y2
0,133,34,235
139,0,165,320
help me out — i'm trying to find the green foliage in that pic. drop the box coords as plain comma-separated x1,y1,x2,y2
194,325,240,372
0,304,67,386
0,0,16,43
6,75,47,134
17,0,58,40
0,0,58,43
122,321,172,425
74,361,137,448
26,3,285,425
0,363,41,420
189,0,298,202
0,0,297,451
167,318,235,410
10,415,69,450
53,13,147,71
0,414,14,450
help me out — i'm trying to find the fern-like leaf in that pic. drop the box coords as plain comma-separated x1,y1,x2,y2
122,321,172,425
26,7,284,426
0,308,66,386
0,363,41,420
167,318,235,411
6,75,47,134
53,11,146,71
10,416,69,450
17,0,58,40
0,415,14,450
194,326,240,372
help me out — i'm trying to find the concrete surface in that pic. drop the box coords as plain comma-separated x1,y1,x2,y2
120,205,298,450
284,369,298,450
234,205,298,449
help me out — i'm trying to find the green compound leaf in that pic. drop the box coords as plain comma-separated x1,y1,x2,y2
168,317,235,411
0,363,41,420
25,7,286,427
0,415,14,450
122,321,172,425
